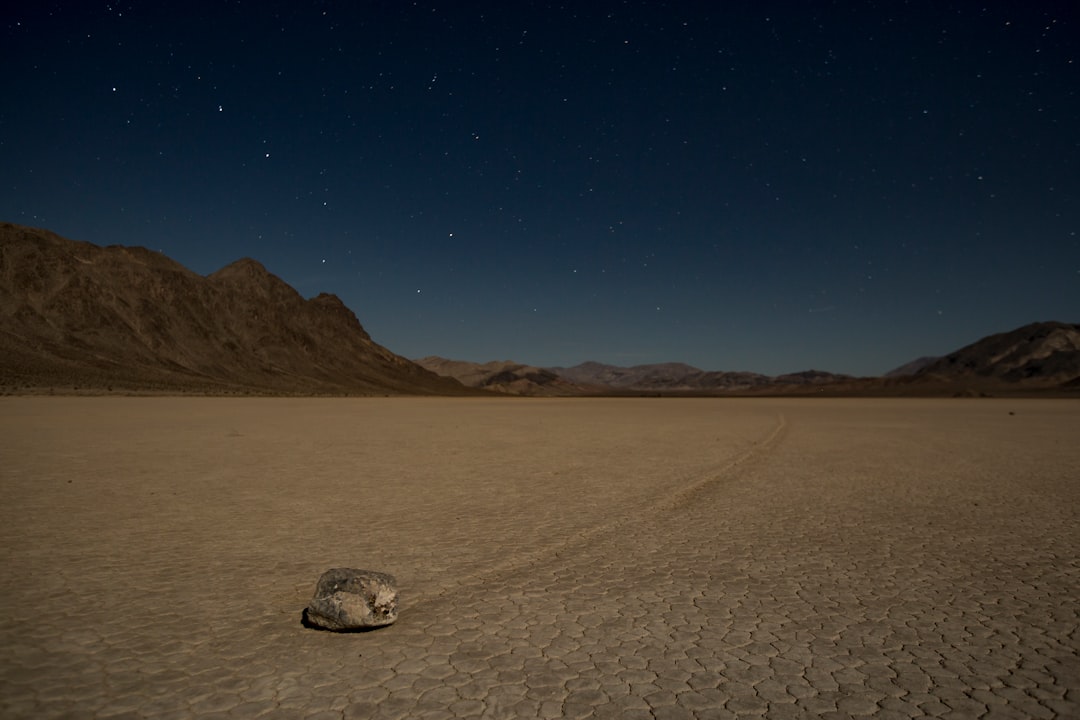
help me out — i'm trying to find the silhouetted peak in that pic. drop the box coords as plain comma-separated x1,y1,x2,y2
210,257,271,279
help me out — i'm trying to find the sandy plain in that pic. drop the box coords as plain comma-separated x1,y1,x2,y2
1,396,1078,719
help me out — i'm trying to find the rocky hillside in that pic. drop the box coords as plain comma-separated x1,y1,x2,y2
913,321,1080,386
0,223,473,395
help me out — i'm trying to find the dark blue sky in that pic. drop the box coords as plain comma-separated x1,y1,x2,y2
3,2,1077,375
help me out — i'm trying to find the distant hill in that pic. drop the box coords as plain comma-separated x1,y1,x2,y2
550,362,715,390
433,323,1080,397
0,223,473,395
547,325,1079,396
548,362,852,393
912,322,1080,387
414,357,592,396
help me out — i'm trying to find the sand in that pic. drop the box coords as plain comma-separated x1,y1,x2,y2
1,396,1078,719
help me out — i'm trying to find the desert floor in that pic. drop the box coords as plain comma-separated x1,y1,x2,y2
1,397,1078,719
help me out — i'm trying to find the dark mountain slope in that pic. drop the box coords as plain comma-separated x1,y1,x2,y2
0,223,471,395
915,322,1080,387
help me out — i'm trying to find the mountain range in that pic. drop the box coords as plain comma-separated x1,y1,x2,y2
2,223,1077,396
550,363,852,394
422,322,1079,397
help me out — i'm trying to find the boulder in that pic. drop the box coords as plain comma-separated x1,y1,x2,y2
305,568,398,630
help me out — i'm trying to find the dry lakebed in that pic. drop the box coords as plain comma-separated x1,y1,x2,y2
2,396,1078,719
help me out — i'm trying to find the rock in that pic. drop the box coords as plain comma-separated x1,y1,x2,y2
304,568,398,630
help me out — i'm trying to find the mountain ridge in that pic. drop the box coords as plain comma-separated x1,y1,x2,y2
914,321,1080,386
423,323,1080,396
3,223,1076,396
0,222,473,395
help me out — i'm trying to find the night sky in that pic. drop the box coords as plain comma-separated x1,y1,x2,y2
2,2,1077,376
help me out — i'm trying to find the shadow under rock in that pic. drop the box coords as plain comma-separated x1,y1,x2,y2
299,607,391,633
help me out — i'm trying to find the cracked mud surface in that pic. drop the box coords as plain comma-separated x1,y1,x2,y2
2,397,1078,718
